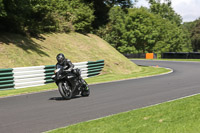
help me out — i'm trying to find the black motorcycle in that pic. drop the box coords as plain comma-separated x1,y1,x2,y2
52,65,90,100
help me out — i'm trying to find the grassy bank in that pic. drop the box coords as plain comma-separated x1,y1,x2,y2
0,32,140,75
48,92,200,133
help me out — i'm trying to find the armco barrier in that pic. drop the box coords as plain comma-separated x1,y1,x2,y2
124,53,157,59
0,60,104,90
162,52,200,59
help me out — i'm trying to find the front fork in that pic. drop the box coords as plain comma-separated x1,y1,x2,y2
79,78,89,91
74,76,85,91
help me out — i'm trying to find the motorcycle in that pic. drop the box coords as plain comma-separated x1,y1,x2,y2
52,65,90,100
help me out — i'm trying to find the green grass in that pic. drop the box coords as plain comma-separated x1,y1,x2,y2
0,83,57,97
47,93,200,133
86,66,170,84
0,66,170,98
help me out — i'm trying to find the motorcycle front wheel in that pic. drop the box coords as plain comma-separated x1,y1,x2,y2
81,80,90,97
58,82,72,100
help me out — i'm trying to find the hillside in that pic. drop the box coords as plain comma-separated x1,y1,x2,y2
0,32,141,75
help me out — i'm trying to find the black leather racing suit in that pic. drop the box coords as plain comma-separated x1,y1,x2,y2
56,59,74,72
56,59,81,90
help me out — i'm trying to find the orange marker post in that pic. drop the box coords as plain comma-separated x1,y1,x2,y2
146,53,154,59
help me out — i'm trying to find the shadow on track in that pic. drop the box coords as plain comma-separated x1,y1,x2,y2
49,96,82,101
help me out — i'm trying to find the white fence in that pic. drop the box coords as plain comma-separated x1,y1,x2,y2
0,60,104,90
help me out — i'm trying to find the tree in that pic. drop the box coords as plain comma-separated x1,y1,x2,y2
96,6,127,50
191,19,200,52
153,22,189,53
180,23,193,52
126,8,160,53
84,0,133,29
0,0,6,17
97,7,189,55
49,0,94,33
1,0,56,34
64,0,94,33
182,19,200,52
149,0,182,26
0,0,95,35
104,0,133,8
0,0,6,30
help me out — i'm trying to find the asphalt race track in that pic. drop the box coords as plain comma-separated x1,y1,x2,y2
1,60,200,133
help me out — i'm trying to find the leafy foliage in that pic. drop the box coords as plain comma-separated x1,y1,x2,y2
191,20,200,52
96,6,135,53
0,0,94,34
182,19,200,52
83,0,133,29
96,6,191,54
149,0,182,26
0,0,6,17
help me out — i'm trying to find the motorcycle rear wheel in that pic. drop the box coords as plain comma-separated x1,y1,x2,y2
58,82,72,100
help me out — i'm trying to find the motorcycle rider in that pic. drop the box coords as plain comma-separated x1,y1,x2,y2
56,53,84,91
56,53,74,72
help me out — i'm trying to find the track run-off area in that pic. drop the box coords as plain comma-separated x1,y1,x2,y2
1,60,200,133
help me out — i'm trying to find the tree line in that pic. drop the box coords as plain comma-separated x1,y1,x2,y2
96,0,200,55
0,0,200,54
0,0,95,35
0,0,131,34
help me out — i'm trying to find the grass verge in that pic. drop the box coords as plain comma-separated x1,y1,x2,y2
86,66,170,84
47,93,200,133
0,66,170,98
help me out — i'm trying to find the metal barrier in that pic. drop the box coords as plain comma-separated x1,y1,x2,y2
162,52,200,59
123,53,157,59
0,60,104,90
